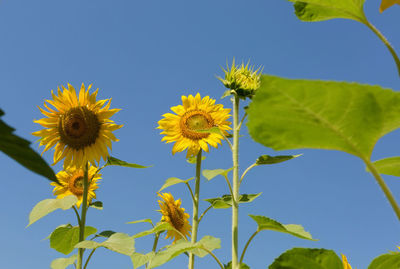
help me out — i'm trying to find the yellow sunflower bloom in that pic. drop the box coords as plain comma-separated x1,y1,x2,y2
341,254,352,269
157,93,231,158
158,192,191,243
33,83,123,167
50,165,101,208
380,0,400,12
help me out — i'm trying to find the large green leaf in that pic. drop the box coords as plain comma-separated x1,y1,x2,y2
50,254,77,269
50,224,97,255
289,0,366,23
204,193,262,209
105,156,151,168
249,215,315,240
158,177,194,192
132,222,173,239
370,157,400,177
368,251,400,269
269,248,342,269
0,109,57,183
247,75,400,159
75,232,135,256
188,235,221,258
131,252,155,269
28,195,78,226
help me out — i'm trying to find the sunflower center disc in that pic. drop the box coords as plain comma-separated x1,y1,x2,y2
167,203,184,230
180,110,214,140
59,106,100,150
69,174,84,196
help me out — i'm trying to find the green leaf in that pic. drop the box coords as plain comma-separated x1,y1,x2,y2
28,195,78,226
158,177,194,192
269,248,342,269
189,235,221,258
369,157,400,177
75,232,135,256
149,236,221,268
256,154,301,165
105,156,151,168
0,109,58,183
97,230,116,238
187,155,206,164
132,222,173,239
50,224,97,255
289,0,366,23
202,168,233,180
224,261,250,269
50,254,77,269
368,251,400,269
249,215,315,240
247,75,400,160
89,201,103,210
126,219,154,226
131,252,155,269
204,193,262,209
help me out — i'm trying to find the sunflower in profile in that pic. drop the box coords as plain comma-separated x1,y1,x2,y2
33,83,122,167
157,93,231,158
158,192,191,243
51,165,101,208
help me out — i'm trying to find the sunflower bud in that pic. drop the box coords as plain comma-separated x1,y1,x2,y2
218,59,262,99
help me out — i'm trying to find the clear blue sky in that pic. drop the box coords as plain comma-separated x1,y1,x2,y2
1,0,399,268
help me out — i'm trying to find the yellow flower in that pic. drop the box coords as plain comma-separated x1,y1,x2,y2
158,193,191,243
380,0,400,12
50,165,101,208
157,93,231,158
341,254,352,269
218,59,262,98
33,83,123,167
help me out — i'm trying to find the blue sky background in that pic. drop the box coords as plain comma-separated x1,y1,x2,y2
1,0,400,268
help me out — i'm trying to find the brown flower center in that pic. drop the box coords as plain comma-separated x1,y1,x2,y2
68,173,85,196
59,106,100,150
180,110,214,140
166,203,184,231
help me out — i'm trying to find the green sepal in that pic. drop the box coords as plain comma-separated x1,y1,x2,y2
187,155,206,164
50,254,77,269
105,156,152,169
28,195,78,227
202,168,233,180
368,250,400,269
204,193,261,209
368,157,400,177
256,154,301,165
158,177,194,192
50,224,97,255
269,248,342,269
250,215,315,240
74,232,135,256
1,109,58,183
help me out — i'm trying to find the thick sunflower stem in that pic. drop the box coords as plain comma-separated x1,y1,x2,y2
77,162,89,269
231,95,240,269
188,150,202,269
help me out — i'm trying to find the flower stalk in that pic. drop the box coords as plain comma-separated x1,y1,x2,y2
77,162,89,269
188,150,202,269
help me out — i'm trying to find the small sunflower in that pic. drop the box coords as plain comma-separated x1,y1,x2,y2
341,254,352,269
158,192,191,243
51,165,101,208
157,93,231,158
218,59,262,99
380,0,400,12
33,83,123,167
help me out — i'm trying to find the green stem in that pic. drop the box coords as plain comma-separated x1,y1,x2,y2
363,20,400,77
188,150,202,269
224,175,234,197
198,205,213,223
239,163,257,186
232,94,240,269
365,159,400,221
239,231,259,264
77,162,89,269
185,182,195,203
152,232,160,252
199,247,224,269
72,206,81,226
83,249,96,269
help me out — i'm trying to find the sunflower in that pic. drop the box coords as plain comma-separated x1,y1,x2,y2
33,83,122,168
51,165,101,208
157,93,231,158
341,254,352,269
158,192,191,243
